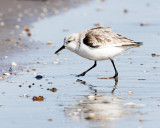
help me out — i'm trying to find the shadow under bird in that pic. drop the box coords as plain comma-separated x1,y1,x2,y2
55,27,142,79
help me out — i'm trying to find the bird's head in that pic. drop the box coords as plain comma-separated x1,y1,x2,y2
55,33,79,54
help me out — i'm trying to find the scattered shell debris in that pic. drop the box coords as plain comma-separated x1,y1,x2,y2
11,62,17,67
53,59,60,64
32,96,44,101
128,90,133,95
3,73,11,78
140,23,148,26
20,94,29,98
86,95,96,100
151,53,160,57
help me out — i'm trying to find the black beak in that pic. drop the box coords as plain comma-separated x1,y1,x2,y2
55,45,65,54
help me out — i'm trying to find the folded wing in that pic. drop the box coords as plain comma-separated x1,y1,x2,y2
83,27,142,48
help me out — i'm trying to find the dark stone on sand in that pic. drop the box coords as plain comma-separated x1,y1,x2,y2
47,88,57,92
35,75,43,80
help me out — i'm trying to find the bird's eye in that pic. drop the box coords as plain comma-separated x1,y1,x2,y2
67,40,71,43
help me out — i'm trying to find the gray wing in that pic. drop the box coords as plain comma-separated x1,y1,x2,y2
82,27,138,48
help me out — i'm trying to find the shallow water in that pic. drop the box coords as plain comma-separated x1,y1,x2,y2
1,0,160,128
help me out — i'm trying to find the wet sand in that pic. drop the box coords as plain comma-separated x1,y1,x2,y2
0,0,160,128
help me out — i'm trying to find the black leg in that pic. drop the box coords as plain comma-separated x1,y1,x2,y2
110,59,118,78
98,59,118,80
76,61,97,77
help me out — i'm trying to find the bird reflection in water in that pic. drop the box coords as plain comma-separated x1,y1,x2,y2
65,79,128,121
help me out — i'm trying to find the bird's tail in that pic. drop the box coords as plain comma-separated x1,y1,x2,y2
122,42,143,47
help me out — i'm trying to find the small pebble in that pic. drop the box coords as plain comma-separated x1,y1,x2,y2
124,9,128,13
28,33,32,36
139,119,143,123
26,66,29,69
49,88,57,92
4,56,8,59
46,41,52,45
24,26,30,32
0,22,5,26
140,23,148,26
43,62,47,65
48,118,53,121
138,79,146,80
64,58,67,61
96,7,102,11
33,72,37,76
35,75,43,80
48,82,53,84
15,25,20,29
151,53,160,57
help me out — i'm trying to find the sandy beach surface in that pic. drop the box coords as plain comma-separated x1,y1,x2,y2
0,0,160,128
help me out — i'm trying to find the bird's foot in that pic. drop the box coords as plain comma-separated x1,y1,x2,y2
76,72,86,77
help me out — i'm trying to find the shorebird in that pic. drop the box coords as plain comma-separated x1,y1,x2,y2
55,27,142,78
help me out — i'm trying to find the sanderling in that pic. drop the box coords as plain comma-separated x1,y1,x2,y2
55,27,142,78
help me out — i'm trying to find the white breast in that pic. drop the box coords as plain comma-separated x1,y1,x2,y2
75,43,126,61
